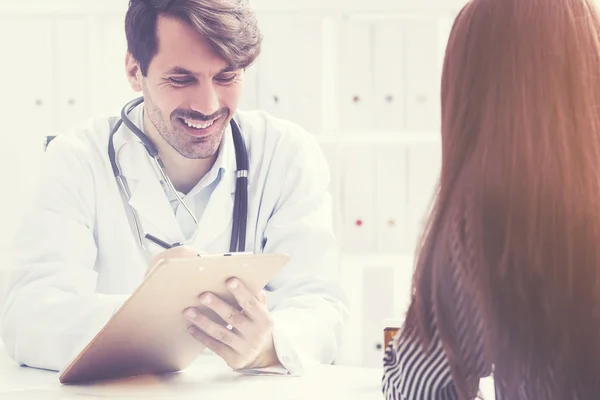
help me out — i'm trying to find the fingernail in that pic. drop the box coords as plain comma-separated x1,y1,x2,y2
187,326,197,334
201,294,212,305
185,308,198,319
229,279,239,290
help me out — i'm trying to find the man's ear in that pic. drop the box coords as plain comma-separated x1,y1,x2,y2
126,52,142,92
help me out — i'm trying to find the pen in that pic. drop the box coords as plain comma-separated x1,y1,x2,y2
145,233,180,249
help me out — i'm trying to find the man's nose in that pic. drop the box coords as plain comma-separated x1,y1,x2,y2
190,83,220,118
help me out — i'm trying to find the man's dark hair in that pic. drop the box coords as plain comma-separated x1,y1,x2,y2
125,0,262,76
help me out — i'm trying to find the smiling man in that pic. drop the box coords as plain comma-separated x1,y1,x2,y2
0,0,349,377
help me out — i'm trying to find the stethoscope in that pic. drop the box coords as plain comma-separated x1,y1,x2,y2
107,96,249,256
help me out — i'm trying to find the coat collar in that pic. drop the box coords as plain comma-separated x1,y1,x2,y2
111,101,240,252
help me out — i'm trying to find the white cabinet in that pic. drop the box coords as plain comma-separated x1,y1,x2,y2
338,19,373,133
336,254,414,368
339,16,447,133
255,13,325,133
393,256,415,318
90,14,139,117
404,18,443,132
341,0,467,11
372,21,405,132
0,17,54,135
338,139,438,255
54,17,92,132
340,142,377,253
361,265,395,368
406,141,442,251
437,16,455,73
375,143,409,253
0,17,54,265
0,15,93,268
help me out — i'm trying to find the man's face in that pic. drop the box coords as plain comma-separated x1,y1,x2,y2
129,15,244,159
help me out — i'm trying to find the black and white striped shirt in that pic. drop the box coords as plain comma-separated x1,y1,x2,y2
381,253,496,399
382,333,462,399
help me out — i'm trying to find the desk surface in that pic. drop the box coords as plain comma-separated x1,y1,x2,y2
0,345,497,400
0,346,385,400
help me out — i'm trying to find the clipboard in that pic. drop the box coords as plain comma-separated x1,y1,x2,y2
58,252,290,384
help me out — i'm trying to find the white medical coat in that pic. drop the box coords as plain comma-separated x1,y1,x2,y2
0,103,349,376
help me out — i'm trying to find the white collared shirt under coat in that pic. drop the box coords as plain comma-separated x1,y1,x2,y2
0,103,349,376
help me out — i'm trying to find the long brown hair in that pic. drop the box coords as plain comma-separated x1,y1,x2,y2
402,0,600,398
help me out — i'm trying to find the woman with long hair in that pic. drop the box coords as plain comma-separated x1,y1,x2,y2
382,0,600,398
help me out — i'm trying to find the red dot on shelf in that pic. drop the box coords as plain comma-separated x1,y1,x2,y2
355,220,363,227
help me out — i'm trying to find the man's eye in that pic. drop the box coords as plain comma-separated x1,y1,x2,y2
169,77,193,86
215,75,236,84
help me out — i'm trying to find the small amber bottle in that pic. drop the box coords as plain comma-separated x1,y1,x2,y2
383,327,400,349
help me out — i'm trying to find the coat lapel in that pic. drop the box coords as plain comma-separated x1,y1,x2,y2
111,104,185,248
112,104,243,252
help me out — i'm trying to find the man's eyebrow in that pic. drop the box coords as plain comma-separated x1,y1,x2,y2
165,66,196,75
165,65,238,75
217,65,238,73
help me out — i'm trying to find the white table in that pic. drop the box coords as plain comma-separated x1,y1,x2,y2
0,343,497,400
0,346,385,400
